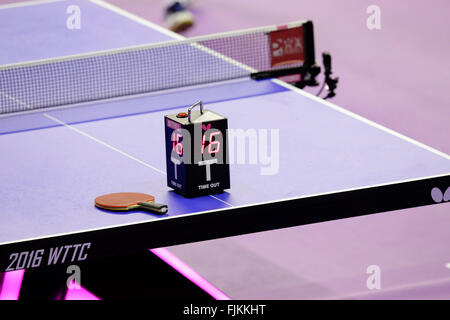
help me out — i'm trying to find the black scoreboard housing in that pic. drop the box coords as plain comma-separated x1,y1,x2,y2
164,107,230,197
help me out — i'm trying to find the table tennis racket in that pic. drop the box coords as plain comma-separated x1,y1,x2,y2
95,192,168,214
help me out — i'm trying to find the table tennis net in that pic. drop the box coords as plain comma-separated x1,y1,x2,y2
0,21,312,114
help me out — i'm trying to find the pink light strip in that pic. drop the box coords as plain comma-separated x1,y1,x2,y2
150,248,231,300
64,284,100,300
0,270,25,300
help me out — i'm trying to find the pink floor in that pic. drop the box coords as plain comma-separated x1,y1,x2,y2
1,0,449,299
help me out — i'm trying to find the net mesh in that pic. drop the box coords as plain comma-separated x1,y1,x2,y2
0,22,307,114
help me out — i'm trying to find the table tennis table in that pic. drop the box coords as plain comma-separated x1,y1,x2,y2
1,0,450,278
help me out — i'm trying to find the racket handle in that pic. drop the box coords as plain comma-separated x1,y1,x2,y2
138,202,168,214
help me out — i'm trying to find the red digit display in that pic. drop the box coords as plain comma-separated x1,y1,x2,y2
208,131,221,154
201,131,221,155
172,132,183,156
201,132,206,155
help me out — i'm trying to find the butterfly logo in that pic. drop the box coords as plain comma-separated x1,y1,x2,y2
431,186,450,203
202,123,211,131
